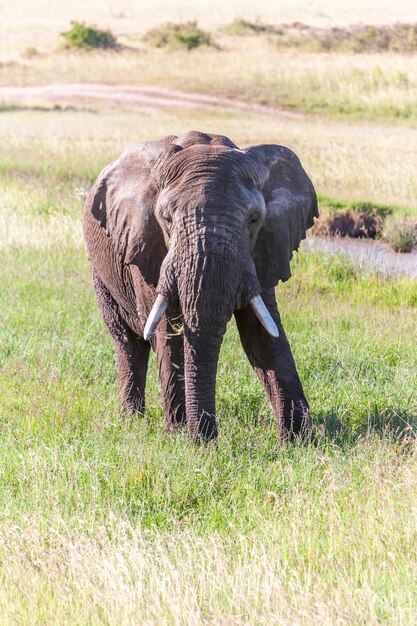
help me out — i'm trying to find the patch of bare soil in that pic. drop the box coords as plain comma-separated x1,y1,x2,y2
0,83,304,117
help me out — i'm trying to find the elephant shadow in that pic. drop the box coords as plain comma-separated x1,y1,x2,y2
312,407,416,447
217,390,416,448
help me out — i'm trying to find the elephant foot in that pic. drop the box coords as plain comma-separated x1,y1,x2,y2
277,399,312,442
187,412,218,443
120,395,145,418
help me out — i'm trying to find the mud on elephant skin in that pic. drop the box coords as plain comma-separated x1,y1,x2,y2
84,130,318,441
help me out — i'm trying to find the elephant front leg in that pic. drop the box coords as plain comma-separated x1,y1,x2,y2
92,269,150,415
152,320,186,432
234,289,310,438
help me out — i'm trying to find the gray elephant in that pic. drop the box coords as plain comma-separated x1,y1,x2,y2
84,131,318,441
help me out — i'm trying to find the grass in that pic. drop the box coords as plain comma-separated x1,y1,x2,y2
222,20,417,54
1,440,417,623
2,35,417,126
1,104,417,622
268,22,417,54
383,215,417,251
3,0,417,45
220,19,279,36
1,106,417,210
1,223,417,622
1,2,417,619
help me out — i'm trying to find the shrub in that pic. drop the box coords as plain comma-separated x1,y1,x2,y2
314,209,383,239
143,21,213,50
313,201,392,239
383,216,417,252
22,46,39,58
221,19,279,36
271,22,417,54
61,21,118,50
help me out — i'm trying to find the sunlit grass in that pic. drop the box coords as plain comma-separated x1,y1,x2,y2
0,240,416,623
2,36,417,125
3,0,417,38
1,9,417,615
1,106,417,211
1,156,416,625
2,446,417,625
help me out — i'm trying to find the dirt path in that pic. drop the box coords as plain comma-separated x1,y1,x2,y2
0,83,305,117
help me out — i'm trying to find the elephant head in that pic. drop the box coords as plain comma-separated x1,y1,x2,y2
88,131,318,440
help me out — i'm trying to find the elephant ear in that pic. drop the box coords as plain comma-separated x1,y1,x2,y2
246,144,318,288
88,140,182,286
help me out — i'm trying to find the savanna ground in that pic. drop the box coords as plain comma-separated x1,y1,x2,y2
1,1,417,623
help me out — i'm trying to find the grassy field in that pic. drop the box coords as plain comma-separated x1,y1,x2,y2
1,1,417,622
1,105,417,210
2,39,417,127
2,2,417,127
1,102,417,623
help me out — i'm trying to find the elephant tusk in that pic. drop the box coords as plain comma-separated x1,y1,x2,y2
250,295,280,338
143,295,168,340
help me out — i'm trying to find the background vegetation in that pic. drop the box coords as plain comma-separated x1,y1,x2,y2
143,21,213,50
1,1,417,622
61,20,119,50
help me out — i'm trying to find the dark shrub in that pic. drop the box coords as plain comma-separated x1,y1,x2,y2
314,204,391,239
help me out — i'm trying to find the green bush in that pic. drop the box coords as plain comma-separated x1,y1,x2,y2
61,21,118,50
383,216,417,252
143,21,213,50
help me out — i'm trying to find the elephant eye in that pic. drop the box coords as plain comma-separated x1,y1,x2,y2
164,214,172,225
250,213,259,225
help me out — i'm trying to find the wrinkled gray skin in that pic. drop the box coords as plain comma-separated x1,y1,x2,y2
84,131,318,441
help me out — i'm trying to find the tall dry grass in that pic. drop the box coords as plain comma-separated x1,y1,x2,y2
2,0,417,48
2,40,417,127
1,106,416,210
2,437,417,624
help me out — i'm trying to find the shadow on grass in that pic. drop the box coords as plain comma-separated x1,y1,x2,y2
219,394,417,449
312,406,417,447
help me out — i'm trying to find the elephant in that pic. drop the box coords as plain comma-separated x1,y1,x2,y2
83,130,318,441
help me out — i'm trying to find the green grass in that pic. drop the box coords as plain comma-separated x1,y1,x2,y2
1,87,417,621
1,240,417,622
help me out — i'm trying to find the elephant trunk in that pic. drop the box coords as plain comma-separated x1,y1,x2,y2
177,244,257,441
182,327,221,441
147,226,275,441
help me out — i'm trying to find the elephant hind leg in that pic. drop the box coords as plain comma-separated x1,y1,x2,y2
92,269,150,415
234,290,310,437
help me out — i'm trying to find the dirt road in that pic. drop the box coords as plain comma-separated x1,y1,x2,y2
0,82,305,117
